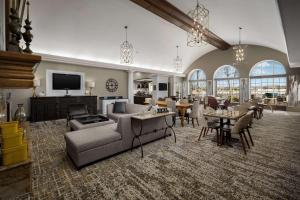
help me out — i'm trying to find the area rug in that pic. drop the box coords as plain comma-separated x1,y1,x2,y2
25,111,300,200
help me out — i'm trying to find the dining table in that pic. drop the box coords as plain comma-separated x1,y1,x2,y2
203,109,247,145
156,100,192,127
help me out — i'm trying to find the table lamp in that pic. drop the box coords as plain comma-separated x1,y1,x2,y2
33,79,40,97
87,81,95,96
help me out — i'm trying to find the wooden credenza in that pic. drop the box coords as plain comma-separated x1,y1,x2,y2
30,96,97,122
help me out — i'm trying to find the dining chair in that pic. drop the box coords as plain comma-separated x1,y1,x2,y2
166,100,178,125
244,111,254,146
150,98,156,106
233,104,249,114
186,101,200,128
222,113,253,154
207,96,219,110
165,97,172,102
179,99,189,104
198,106,221,142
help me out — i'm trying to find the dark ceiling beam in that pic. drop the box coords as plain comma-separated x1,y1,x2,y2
130,0,231,50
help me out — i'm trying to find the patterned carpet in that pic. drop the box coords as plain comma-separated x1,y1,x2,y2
27,111,300,200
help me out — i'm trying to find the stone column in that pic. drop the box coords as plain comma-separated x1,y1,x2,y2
128,70,134,104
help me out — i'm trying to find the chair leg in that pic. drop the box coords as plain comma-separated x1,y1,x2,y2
198,127,204,141
196,118,199,126
192,118,195,128
216,128,220,145
242,130,250,149
239,132,247,154
205,127,209,136
219,130,223,145
246,128,254,146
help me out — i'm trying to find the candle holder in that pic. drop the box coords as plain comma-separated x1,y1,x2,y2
22,1,33,54
22,18,33,54
7,7,22,52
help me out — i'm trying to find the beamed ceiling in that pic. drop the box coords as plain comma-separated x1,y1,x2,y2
28,0,287,73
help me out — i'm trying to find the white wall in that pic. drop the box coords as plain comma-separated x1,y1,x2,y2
152,75,169,99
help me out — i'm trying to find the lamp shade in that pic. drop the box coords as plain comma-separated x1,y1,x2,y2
33,79,40,87
87,81,95,88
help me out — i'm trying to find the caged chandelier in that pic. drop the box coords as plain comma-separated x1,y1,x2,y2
120,26,134,64
187,0,209,47
174,45,182,72
233,27,247,65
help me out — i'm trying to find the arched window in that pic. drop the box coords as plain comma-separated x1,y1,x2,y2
214,65,240,102
250,60,286,98
189,69,207,95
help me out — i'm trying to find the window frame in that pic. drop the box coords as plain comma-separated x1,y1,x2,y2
249,60,287,98
213,65,240,102
188,69,207,95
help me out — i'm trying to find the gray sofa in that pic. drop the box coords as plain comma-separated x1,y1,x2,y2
65,104,172,168
107,103,148,122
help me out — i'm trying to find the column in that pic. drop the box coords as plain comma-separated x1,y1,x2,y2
0,0,5,50
170,75,176,96
128,70,134,104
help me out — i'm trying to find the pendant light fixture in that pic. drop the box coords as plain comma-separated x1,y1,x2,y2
120,26,134,64
187,0,209,47
233,27,247,65
174,45,182,72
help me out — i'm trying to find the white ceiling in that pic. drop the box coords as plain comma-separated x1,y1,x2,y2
29,0,287,73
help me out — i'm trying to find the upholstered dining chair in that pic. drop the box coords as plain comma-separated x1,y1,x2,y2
222,113,253,154
179,99,189,104
150,98,156,106
167,100,178,125
198,106,221,142
186,100,200,128
165,97,172,102
233,104,249,114
207,96,219,110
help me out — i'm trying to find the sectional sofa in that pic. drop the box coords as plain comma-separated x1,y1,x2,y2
65,103,172,168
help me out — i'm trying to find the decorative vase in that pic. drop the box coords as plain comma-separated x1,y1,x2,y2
14,104,26,126
0,93,6,123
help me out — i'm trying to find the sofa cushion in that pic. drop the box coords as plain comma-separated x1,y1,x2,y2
113,102,126,113
65,125,121,153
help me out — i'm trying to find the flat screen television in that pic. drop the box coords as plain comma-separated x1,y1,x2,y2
159,83,167,91
52,73,81,90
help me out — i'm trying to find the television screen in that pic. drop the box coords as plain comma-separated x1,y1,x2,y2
159,83,167,91
52,73,81,90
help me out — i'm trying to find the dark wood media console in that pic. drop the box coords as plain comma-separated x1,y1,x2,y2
30,96,97,122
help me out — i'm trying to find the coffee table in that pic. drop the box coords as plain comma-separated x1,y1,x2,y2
70,115,115,131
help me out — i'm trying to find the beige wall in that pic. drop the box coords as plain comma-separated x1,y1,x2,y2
184,45,294,99
1,61,128,116
185,45,290,79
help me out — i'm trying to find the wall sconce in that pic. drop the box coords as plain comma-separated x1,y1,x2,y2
87,81,95,96
33,79,40,97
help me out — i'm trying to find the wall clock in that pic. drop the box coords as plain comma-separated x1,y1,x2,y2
106,78,118,92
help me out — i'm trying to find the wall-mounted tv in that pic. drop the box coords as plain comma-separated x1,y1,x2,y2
52,73,81,90
159,83,168,91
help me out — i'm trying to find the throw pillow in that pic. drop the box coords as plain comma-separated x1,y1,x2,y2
113,102,126,113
